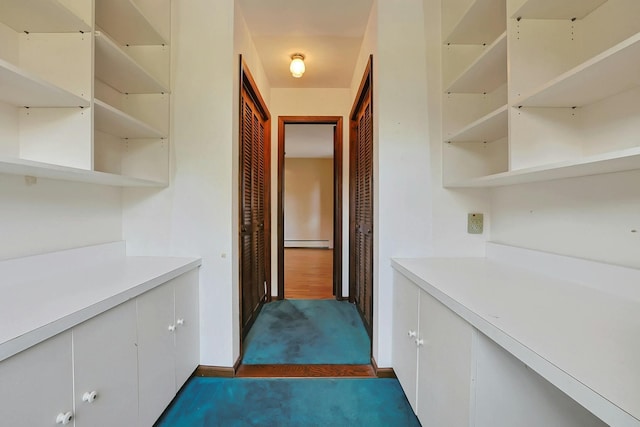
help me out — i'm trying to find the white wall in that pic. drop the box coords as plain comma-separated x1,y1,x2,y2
269,88,351,296
491,170,640,269
123,0,270,367
0,175,121,260
284,158,333,247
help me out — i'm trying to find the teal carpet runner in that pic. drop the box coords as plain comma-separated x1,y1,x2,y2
156,377,420,427
242,299,371,365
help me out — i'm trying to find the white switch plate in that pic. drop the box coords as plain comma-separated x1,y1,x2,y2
468,213,483,234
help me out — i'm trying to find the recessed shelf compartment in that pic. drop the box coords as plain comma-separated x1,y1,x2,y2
515,32,640,107
512,0,608,20
447,32,507,93
447,105,508,142
0,58,90,107
95,31,168,94
94,99,164,139
446,146,640,188
0,0,91,33
95,0,167,46
0,156,166,187
445,0,506,44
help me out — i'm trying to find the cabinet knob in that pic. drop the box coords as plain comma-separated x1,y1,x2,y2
56,412,73,425
176,318,185,326
407,330,417,338
82,391,98,403
168,324,176,332
415,338,425,347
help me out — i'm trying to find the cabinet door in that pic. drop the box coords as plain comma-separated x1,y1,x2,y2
0,332,74,426
137,283,176,426
417,290,473,426
392,271,420,411
174,270,200,391
73,301,138,427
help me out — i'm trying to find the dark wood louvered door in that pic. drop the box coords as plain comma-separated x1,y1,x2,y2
350,56,373,336
240,60,270,338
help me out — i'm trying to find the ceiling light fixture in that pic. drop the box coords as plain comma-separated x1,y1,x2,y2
290,53,305,78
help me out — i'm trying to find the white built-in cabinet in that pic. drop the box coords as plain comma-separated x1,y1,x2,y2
0,271,198,426
392,267,611,426
138,269,199,427
0,0,170,186
392,271,473,426
442,0,640,187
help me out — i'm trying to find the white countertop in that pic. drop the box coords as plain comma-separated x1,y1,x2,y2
0,244,201,362
392,256,640,427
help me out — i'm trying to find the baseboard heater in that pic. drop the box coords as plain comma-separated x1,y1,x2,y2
285,239,331,249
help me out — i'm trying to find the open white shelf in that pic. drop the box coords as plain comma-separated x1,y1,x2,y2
0,58,89,107
447,32,507,93
445,0,506,44
95,31,168,94
95,0,167,46
94,99,164,139
512,0,608,20
516,33,640,107
0,0,91,33
446,146,640,188
447,104,508,142
0,156,166,187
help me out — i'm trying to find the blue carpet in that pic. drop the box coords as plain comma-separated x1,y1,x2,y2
156,377,420,427
242,299,370,365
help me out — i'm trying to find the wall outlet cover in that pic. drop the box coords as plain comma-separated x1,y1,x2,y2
468,213,483,234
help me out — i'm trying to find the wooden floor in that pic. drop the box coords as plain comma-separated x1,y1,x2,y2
284,248,334,299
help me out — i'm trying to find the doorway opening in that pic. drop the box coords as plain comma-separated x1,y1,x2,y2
277,116,343,301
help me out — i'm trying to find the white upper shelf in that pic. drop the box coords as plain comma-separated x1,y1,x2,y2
0,58,89,107
446,146,640,188
0,156,167,187
447,32,507,93
447,105,508,143
512,0,608,20
95,31,169,94
515,32,640,107
96,0,167,45
445,0,506,44
94,99,164,139
0,0,91,33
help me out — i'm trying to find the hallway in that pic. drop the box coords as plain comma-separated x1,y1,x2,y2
284,248,334,299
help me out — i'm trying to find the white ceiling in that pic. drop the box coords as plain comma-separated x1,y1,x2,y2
285,124,334,158
238,0,374,88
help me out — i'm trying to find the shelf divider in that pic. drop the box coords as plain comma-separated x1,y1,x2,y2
95,0,167,45
515,33,640,108
0,0,91,33
0,156,167,187
94,99,164,139
0,58,90,107
446,147,640,188
447,105,508,143
512,0,608,20
95,31,169,94
447,32,507,94
445,0,506,44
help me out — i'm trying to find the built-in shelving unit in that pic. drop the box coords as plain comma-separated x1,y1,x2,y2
445,0,506,44
95,31,168,94
0,0,171,187
512,0,608,20
447,105,507,143
442,0,640,188
94,99,164,139
447,32,507,94
516,33,640,107
0,156,165,187
0,58,89,107
0,0,91,33
96,0,168,45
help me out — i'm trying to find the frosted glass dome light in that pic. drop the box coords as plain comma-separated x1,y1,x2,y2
290,54,305,78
